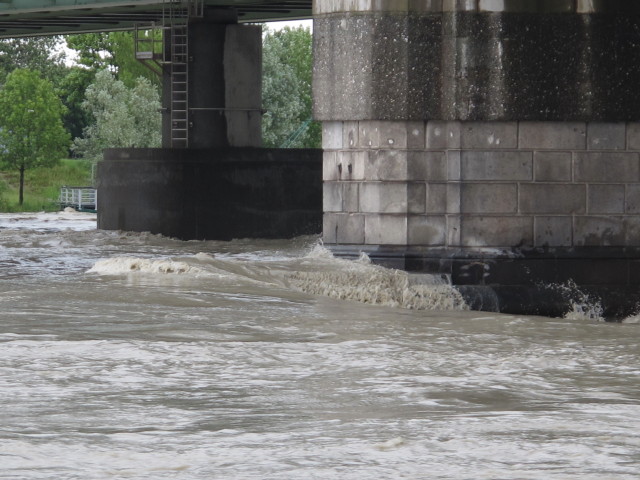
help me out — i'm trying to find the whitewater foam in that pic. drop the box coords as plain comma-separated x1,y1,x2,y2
287,253,468,311
87,257,204,276
554,280,605,321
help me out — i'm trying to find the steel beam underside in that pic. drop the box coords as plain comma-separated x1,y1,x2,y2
0,0,312,37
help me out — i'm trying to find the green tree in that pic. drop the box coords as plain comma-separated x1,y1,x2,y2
0,37,67,85
0,69,70,205
262,26,320,148
66,32,160,89
58,67,96,143
72,69,161,162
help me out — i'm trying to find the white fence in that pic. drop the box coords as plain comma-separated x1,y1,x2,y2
59,186,97,211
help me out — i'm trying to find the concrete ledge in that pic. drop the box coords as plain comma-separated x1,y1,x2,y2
98,148,322,240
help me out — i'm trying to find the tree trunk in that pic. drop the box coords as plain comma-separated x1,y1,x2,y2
19,164,25,206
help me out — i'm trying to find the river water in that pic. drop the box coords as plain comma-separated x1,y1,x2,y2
1,211,639,479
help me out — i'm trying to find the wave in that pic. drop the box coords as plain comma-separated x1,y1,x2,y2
87,257,204,275
86,247,470,312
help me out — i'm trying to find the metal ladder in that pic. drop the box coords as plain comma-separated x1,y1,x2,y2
135,0,203,148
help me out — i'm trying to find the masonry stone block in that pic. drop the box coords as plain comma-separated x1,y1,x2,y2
519,122,586,150
408,151,447,181
447,215,462,246
323,151,339,181
426,121,461,150
519,184,585,214
343,182,359,212
460,216,534,247
447,150,462,181
625,184,640,214
574,152,640,183
627,123,640,150
323,182,343,212
461,151,533,181
408,183,426,213
333,151,364,181
334,151,349,180
624,218,640,245
446,183,461,213
358,121,381,148
426,183,447,213
351,151,367,180
322,213,338,243
588,184,625,214
377,121,411,149
407,121,426,149
460,183,518,214
587,122,626,150
533,151,572,182
574,216,625,246
534,216,572,247
408,216,446,245
323,213,366,244
365,214,408,245
460,122,518,149
365,150,408,180
359,183,408,213
322,122,343,149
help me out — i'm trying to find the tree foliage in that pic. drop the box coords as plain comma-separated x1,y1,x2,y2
58,67,96,142
72,69,161,162
0,37,67,85
66,32,160,89
262,26,320,148
0,69,70,205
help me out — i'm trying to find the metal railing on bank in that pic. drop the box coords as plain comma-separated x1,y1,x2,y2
59,186,97,212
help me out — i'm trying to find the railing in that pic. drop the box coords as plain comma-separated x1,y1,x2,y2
59,186,97,212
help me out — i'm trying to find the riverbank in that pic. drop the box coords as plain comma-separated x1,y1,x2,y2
0,158,92,212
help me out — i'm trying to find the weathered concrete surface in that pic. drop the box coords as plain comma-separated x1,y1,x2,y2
314,10,640,122
97,148,322,240
162,20,261,149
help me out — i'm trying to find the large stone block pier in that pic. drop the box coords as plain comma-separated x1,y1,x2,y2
314,1,640,318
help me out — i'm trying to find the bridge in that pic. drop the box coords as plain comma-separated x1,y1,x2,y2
3,0,640,317
0,0,311,36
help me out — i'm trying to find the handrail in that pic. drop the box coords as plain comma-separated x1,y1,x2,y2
59,186,97,211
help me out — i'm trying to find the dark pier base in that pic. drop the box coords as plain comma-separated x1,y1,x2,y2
328,245,640,320
97,148,322,241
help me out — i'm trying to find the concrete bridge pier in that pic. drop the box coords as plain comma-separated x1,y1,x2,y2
160,10,262,149
314,1,640,318
98,9,322,240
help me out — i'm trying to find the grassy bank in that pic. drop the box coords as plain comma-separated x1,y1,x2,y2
0,159,93,212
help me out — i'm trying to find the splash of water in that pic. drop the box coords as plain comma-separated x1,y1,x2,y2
552,280,604,321
287,251,468,311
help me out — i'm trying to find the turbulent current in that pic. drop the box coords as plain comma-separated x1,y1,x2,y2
0,211,639,479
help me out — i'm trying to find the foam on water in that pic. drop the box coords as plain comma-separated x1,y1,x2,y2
286,247,469,311
87,256,205,276
0,210,96,231
86,246,469,312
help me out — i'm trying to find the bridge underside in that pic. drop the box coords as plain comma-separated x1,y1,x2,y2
0,0,311,37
